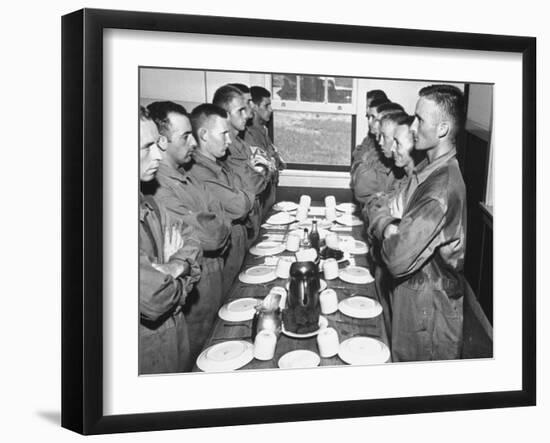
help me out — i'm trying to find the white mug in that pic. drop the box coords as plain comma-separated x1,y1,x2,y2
299,195,311,208
275,257,293,279
325,206,337,222
286,233,301,252
269,286,288,310
253,330,277,361
323,258,339,280
296,248,317,262
324,195,336,208
295,206,308,222
325,232,339,250
320,289,338,314
317,327,339,358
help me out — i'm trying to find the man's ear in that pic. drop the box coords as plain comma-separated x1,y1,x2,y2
198,127,208,144
438,120,450,139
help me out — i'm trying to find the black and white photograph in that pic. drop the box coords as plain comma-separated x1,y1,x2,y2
138,67,494,375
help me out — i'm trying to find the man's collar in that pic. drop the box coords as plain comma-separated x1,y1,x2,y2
139,192,155,222
413,147,457,185
193,150,223,173
157,160,191,184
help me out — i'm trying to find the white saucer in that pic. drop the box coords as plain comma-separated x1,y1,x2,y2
278,350,321,369
239,265,277,284
338,296,383,319
196,340,254,372
338,337,390,365
285,279,327,292
218,297,261,322
281,315,328,338
336,202,357,214
339,266,374,284
273,201,298,212
335,214,363,226
250,241,286,256
349,240,368,255
265,212,295,225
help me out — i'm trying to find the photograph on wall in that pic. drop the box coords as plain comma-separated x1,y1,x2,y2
138,67,493,375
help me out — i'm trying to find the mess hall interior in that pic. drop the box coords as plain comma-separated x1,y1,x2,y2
139,67,493,374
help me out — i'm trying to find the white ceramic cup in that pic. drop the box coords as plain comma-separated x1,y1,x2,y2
320,289,338,314
316,327,339,358
269,286,288,310
286,233,301,252
325,206,337,222
275,257,293,279
296,248,317,262
253,330,277,361
324,195,336,208
323,258,339,280
325,232,339,250
299,195,311,208
295,206,308,222
339,236,355,253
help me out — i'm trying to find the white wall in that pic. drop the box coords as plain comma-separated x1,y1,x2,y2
467,83,493,131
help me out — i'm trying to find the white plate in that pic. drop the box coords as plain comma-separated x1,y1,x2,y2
250,241,286,256
335,214,363,226
273,201,298,212
338,296,383,319
295,219,334,230
336,202,357,214
281,315,328,338
339,266,374,284
278,350,321,369
265,212,295,225
239,265,277,284
196,340,254,372
288,227,330,241
285,279,327,292
218,297,261,322
338,337,390,365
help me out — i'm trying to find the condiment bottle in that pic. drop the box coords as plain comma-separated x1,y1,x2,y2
301,228,311,248
309,219,320,252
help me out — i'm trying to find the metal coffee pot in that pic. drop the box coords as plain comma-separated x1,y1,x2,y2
287,261,321,311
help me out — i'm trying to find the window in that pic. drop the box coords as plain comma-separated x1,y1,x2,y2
270,74,356,170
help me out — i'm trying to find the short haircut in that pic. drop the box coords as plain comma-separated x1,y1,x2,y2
212,84,243,111
376,102,405,115
228,83,250,94
368,97,390,110
190,103,228,140
250,86,271,105
146,101,188,138
367,89,388,102
419,84,465,140
380,111,414,127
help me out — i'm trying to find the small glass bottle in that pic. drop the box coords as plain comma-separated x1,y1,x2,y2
301,228,311,248
309,220,320,251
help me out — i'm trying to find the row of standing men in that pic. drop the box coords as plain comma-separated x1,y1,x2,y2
139,84,285,374
351,85,468,362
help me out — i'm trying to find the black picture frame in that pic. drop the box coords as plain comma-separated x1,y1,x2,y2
61,8,536,435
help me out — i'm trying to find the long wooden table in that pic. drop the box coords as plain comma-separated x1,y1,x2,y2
193,203,391,371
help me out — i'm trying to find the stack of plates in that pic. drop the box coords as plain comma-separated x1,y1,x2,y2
335,202,357,214
265,212,295,225
273,201,298,212
196,340,254,372
339,266,374,284
239,265,277,284
334,214,363,226
218,297,260,322
338,337,390,365
278,350,321,369
338,296,383,319
250,240,286,256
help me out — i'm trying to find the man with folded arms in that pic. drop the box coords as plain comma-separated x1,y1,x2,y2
138,106,202,374
187,103,255,292
379,85,467,362
213,84,271,245
245,86,286,213
146,101,231,363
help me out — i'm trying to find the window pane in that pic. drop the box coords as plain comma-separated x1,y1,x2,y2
272,74,297,101
273,111,351,166
300,75,325,102
327,77,353,104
